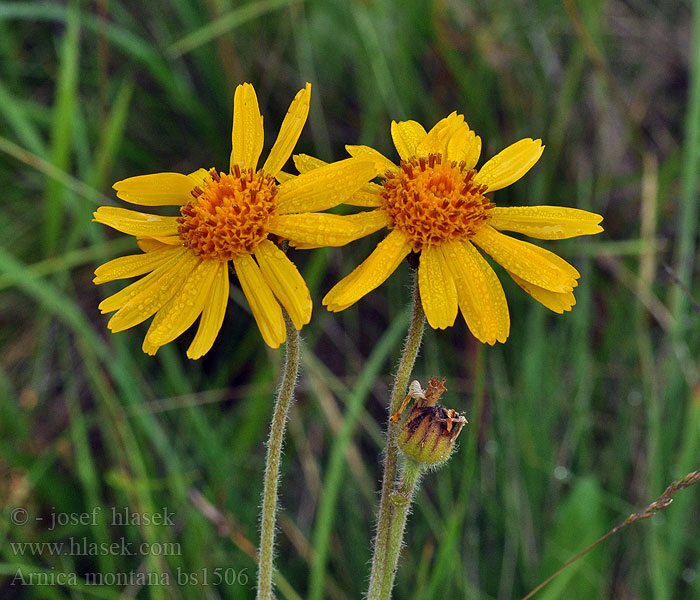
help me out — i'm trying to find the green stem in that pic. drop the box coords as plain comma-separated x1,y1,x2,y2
670,0,700,339
256,312,300,600
380,460,424,600
367,276,425,600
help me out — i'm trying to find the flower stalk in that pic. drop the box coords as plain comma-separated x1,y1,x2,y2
380,459,424,600
367,274,425,600
256,311,300,600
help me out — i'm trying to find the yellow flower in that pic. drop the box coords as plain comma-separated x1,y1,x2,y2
297,112,603,344
94,82,378,357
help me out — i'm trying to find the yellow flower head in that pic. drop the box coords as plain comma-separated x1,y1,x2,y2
93,82,378,357
315,112,604,344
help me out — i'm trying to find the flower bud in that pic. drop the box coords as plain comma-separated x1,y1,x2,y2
396,377,467,466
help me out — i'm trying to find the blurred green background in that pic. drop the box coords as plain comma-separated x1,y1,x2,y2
1,0,700,598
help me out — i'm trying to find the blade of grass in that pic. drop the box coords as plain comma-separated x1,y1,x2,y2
166,0,299,58
635,153,668,599
0,135,111,206
43,0,80,256
535,478,608,600
662,0,700,592
0,78,46,156
291,3,332,159
87,78,134,192
670,0,700,336
522,471,700,600
0,451,56,546
0,240,196,516
0,245,108,358
0,2,210,128
349,2,406,121
1,242,190,599
74,336,169,600
0,237,134,293
63,355,116,576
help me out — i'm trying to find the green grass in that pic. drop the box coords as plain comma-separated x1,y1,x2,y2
1,0,699,598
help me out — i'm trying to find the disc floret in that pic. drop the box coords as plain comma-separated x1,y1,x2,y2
380,153,493,251
177,165,278,261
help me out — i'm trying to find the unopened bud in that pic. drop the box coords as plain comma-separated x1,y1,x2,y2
395,377,467,466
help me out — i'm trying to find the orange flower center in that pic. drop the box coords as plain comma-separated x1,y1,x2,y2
380,153,493,251
177,166,278,261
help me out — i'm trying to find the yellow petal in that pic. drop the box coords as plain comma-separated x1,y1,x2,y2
489,206,604,239
471,225,579,292
293,153,326,173
269,209,389,249
444,123,468,158
113,173,196,206
323,229,411,311
137,238,171,252
294,154,382,207
390,120,428,161
93,206,180,238
93,246,180,284
463,132,482,171
141,258,219,355
230,82,264,171
292,154,383,207
345,144,397,172
188,262,229,359
416,112,464,158
136,236,182,252
276,158,379,214
141,260,221,355
98,248,187,314
474,138,544,192
418,245,458,329
255,239,311,330
188,168,215,188
447,126,481,170
233,254,285,348
263,83,311,176
507,270,576,314
441,240,509,344
106,251,197,332
346,182,383,207
276,171,294,184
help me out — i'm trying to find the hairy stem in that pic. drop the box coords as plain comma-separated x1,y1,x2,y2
367,276,425,600
256,313,300,600
379,459,424,600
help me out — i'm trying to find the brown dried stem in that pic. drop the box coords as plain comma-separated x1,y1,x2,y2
521,470,700,600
